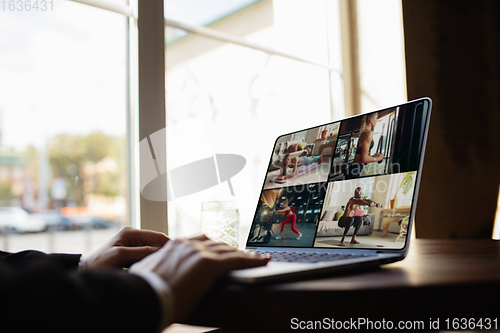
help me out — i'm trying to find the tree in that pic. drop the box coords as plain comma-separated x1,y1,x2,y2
48,132,124,206
0,183,14,200
49,133,86,205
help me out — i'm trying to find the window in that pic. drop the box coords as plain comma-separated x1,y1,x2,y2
0,0,407,253
165,0,344,244
0,0,130,254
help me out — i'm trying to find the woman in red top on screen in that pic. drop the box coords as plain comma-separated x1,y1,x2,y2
274,198,302,240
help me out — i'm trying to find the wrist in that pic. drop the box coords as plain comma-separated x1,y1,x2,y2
77,255,87,272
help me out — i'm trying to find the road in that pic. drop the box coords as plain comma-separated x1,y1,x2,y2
0,225,124,256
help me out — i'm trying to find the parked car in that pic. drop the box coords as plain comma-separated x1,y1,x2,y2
69,215,114,230
90,216,113,229
31,210,74,231
0,207,47,233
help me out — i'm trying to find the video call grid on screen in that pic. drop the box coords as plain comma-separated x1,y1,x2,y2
246,99,430,250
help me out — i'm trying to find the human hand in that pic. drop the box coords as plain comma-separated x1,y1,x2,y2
85,227,169,270
129,237,270,324
373,153,385,162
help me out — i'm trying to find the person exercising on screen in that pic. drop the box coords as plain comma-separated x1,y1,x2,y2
274,198,302,240
277,147,322,181
338,187,382,246
345,112,384,179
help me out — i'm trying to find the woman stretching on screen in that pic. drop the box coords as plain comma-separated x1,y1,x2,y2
274,198,302,240
278,147,323,181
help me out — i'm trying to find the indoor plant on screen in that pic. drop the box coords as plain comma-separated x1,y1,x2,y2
390,172,415,209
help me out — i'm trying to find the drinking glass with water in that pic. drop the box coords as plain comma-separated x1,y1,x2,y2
200,201,240,248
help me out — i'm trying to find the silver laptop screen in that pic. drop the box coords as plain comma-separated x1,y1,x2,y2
246,99,430,250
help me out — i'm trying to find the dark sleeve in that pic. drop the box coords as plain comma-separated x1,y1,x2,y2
0,250,81,271
0,251,161,333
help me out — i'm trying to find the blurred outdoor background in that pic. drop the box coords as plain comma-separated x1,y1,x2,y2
0,2,128,253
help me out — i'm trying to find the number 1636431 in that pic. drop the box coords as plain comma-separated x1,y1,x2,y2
2,0,54,11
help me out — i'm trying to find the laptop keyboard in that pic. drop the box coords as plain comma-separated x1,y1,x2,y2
255,250,377,263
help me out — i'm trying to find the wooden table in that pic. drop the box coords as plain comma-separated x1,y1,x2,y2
178,239,500,332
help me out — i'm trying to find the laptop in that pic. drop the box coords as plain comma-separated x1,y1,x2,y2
228,97,432,284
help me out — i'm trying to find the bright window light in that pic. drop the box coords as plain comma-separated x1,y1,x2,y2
492,184,500,240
